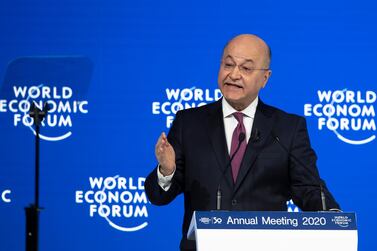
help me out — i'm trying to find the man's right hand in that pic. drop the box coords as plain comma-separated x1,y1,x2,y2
155,132,176,176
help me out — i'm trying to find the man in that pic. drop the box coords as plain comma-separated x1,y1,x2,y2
145,34,340,251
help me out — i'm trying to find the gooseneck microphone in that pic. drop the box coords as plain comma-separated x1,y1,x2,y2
272,134,327,211
216,132,245,210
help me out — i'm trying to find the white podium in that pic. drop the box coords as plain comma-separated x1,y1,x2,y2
188,211,357,251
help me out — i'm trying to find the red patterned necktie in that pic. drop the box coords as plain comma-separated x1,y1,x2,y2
230,112,247,183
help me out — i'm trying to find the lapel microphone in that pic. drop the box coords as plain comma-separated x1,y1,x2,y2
272,133,327,211
216,132,246,210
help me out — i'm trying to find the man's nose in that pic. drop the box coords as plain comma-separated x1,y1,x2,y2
229,66,242,80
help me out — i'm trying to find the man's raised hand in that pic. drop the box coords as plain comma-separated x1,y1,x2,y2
155,132,176,176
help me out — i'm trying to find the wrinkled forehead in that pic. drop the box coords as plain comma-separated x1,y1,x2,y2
222,40,268,64
222,54,255,64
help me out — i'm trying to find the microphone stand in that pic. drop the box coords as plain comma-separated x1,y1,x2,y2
216,133,246,210
273,135,327,211
25,102,49,251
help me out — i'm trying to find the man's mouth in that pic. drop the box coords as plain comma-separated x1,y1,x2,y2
224,82,243,89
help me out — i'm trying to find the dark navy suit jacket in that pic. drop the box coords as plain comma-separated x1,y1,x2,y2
145,99,339,251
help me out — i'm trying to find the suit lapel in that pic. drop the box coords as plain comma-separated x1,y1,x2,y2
205,100,234,189
233,100,275,194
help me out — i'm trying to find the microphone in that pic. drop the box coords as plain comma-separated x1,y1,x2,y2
29,102,50,126
272,133,327,211
216,132,246,210
42,102,51,114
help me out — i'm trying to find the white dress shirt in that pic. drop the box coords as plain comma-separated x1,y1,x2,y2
157,97,259,191
222,97,258,153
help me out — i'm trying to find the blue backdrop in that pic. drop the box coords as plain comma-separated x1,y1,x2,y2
0,0,376,250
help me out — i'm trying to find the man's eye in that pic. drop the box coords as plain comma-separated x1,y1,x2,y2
241,66,252,72
224,63,234,67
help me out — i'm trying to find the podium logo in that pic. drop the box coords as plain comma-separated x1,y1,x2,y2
212,217,223,224
75,175,149,232
304,89,376,145
199,217,212,224
152,86,222,128
0,85,89,141
1,189,11,203
332,215,351,228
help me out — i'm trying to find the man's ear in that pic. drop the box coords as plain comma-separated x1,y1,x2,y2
262,70,272,88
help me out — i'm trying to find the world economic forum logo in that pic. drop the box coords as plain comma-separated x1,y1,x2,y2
304,89,376,145
287,200,300,212
75,175,149,232
152,86,222,128
0,57,92,142
0,85,88,141
332,215,352,228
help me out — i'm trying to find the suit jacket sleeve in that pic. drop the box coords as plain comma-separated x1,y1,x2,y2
289,117,340,211
145,111,185,206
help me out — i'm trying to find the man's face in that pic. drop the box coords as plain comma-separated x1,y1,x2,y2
218,37,272,110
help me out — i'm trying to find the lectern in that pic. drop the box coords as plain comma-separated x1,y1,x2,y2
188,211,357,251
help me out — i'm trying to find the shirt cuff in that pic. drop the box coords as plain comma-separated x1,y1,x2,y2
157,164,175,191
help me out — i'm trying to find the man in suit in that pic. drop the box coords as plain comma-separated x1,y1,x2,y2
145,34,340,251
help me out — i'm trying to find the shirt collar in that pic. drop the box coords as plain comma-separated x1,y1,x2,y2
222,96,258,119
